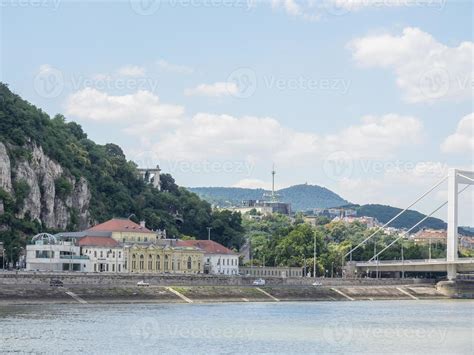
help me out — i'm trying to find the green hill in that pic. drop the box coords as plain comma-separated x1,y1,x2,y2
188,184,348,210
354,204,446,231
0,83,244,257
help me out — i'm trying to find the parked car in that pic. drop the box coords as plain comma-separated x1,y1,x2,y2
49,279,64,287
312,281,323,286
252,278,266,286
137,280,150,287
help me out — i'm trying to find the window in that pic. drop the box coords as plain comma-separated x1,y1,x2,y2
187,257,192,270
164,255,169,270
94,251,97,257
118,264,121,272
118,251,122,258
148,260,152,270
100,251,103,258
112,252,115,258
138,237,141,242
94,264,96,272
112,264,115,272
144,237,148,242
156,255,160,270
177,261,180,271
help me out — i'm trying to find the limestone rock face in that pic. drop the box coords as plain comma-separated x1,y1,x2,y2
0,142,91,229
0,142,12,193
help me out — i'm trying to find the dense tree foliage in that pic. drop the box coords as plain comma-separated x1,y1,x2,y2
243,213,448,277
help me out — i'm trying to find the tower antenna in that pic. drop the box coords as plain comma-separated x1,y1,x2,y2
272,164,276,202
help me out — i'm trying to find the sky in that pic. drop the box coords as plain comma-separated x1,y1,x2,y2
0,0,473,224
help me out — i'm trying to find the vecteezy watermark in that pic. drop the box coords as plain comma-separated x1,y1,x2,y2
33,66,160,99
322,319,354,347
227,67,258,99
129,0,255,15
322,152,449,182
322,320,448,348
166,160,255,175
324,0,446,16
418,67,472,101
70,75,160,93
34,65,64,99
226,67,351,98
322,151,355,181
129,317,255,346
0,0,61,10
262,75,351,94
418,67,450,100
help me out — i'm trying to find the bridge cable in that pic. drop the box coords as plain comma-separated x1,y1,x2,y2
457,173,474,183
368,184,471,262
344,175,448,259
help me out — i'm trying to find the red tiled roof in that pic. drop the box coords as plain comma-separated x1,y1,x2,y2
88,218,152,233
176,240,235,255
78,236,119,247
415,229,447,239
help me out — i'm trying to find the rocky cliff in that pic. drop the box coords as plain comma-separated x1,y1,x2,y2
0,141,90,230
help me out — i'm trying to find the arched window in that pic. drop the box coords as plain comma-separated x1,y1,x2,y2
164,255,169,270
187,257,192,270
139,254,144,270
156,255,160,270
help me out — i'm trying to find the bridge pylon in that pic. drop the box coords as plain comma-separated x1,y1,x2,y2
447,168,474,280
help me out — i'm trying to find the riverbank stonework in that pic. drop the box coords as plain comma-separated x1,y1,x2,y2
0,272,456,304
0,272,432,287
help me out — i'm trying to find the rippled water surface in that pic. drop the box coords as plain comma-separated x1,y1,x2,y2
1,300,473,354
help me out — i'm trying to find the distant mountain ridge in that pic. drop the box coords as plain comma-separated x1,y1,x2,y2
187,184,349,210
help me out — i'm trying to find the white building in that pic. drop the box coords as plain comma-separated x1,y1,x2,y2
177,240,239,275
26,233,89,272
79,236,126,273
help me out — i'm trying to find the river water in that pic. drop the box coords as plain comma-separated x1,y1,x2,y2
0,300,472,354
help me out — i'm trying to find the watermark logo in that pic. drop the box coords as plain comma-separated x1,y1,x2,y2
33,65,64,99
130,0,161,15
0,0,62,10
227,67,258,98
322,151,354,181
419,67,450,100
323,320,354,347
130,317,160,346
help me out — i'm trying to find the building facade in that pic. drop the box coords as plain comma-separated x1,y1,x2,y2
177,240,239,275
26,233,89,272
79,236,126,273
124,243,204,274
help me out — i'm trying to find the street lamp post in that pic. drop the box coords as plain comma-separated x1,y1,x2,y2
401,242,405,279
207,227,212,241
313,234,317,279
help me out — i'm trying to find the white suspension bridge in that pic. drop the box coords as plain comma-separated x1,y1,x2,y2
344,168,474,280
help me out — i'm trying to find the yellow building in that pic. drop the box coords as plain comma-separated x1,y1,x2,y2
86,218,204,274
124,244,204,274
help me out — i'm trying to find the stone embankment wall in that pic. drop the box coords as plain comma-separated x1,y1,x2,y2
0,272,431,287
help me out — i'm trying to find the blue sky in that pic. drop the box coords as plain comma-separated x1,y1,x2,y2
0,0,472,224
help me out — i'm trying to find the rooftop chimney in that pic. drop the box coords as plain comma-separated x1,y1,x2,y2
140,220,146,228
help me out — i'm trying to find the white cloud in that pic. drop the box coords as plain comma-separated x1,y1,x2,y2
65,88,185,133
157,59,194,74
441,113,474,154
348,27,473,103
152,113,423,163
117,65,146,77
184,82,238,97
